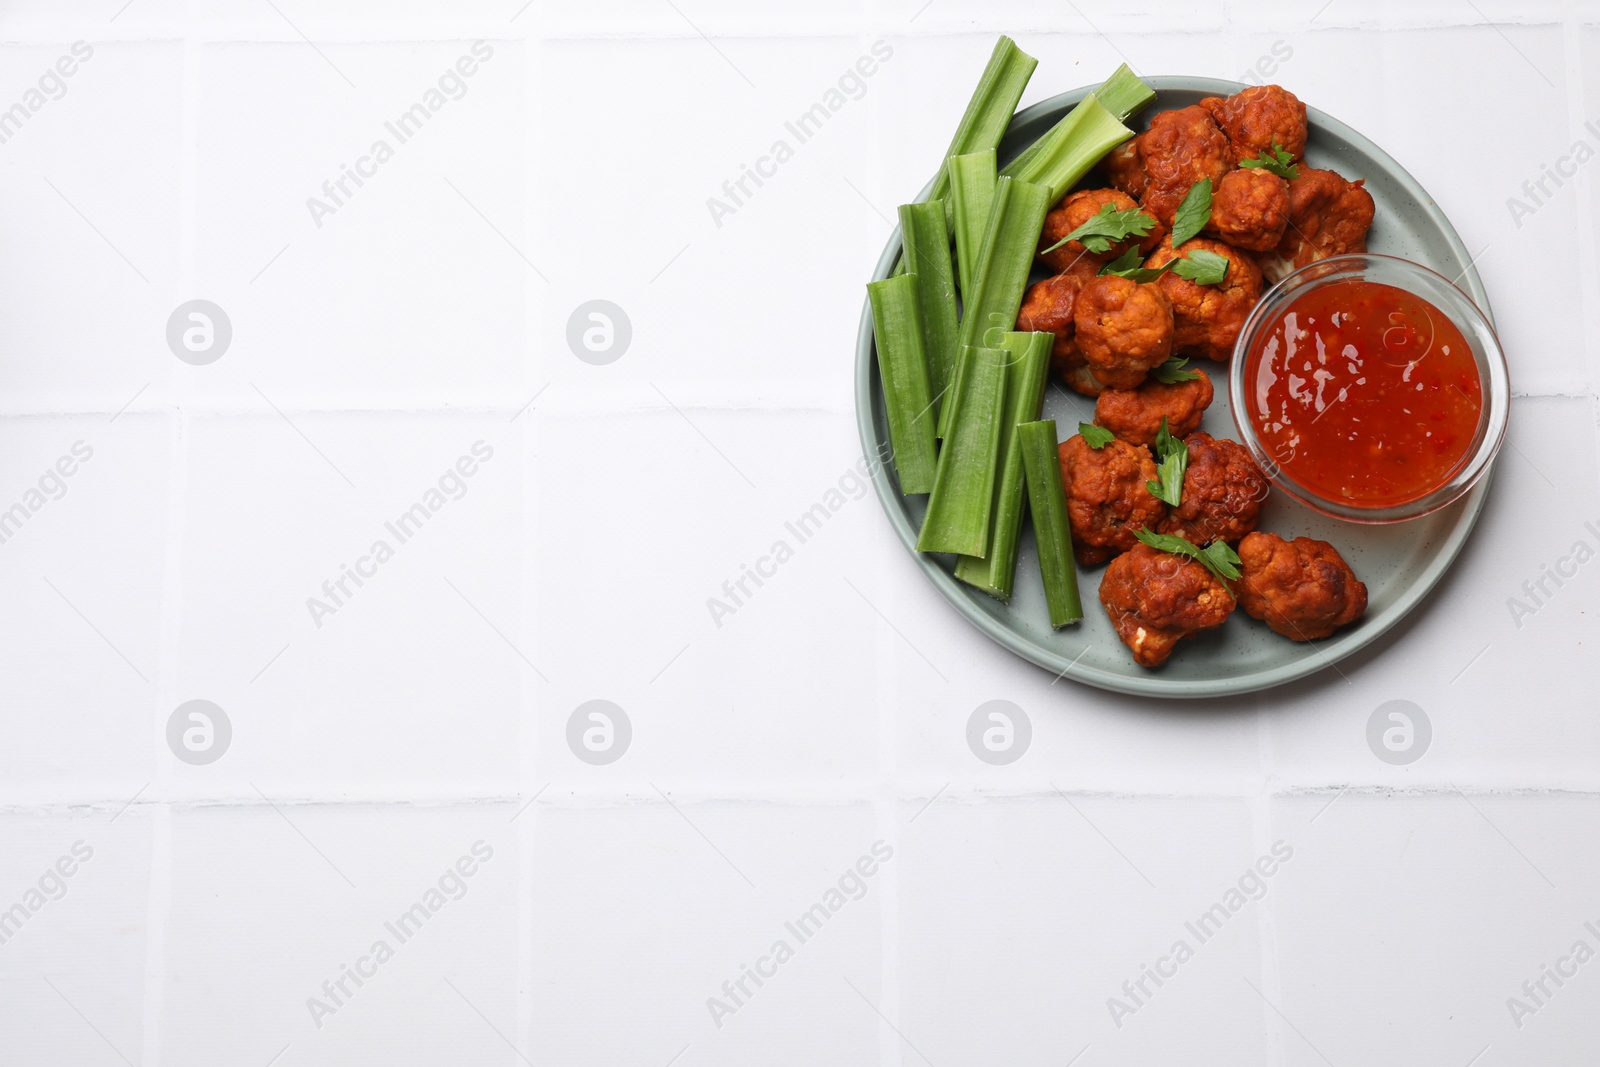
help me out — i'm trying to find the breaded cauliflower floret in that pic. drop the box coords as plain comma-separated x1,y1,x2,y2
1099,543,1236,668
1156,432,1270,546
1101,138,1146,200
1236,532,1368,640
1200,84,1308,165
1207,167,1290,252
1137,105,1231,228
1017,259,1102,385
1038,187,1162,272
1073,274,1175,391
1146,236,1263,362
1273,166,1375,272
1057,434,1168,565
1093,372,1214,448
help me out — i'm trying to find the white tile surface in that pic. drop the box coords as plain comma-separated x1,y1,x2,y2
1,3,1596,1064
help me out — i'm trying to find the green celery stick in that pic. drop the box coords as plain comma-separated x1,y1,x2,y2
917,346,1008,555
925,36,1038,206
892,35,1036,276
1094,63,1156,124
1017,419,1084,626
1001,95,1135,204
1001,65,1152,190
948,150,998,298
955,175,1051,350
954,331,1053,599
897,201,960,430
867,274,938,494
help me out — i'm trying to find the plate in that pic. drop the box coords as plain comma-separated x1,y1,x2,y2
855,77,1497,698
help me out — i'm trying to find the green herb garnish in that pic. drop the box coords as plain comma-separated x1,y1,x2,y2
1145,416,1188,505
1239,140,1298,180
1169,178,1212,247
1172,249,1230,286
1041,202,1156,256
1151,356,1200,384
1097,245,1176,284
1135,527,1242,586
1098,246,1141,274
1079,422,1115,448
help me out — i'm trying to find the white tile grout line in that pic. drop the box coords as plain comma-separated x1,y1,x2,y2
14,783,1600,813
1243,973,1337,1067
134,22,205,1064
0,9,1577,46
139,806,173,1067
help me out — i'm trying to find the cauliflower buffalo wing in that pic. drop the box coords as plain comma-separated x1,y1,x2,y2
1136,105,1231,228
1157,432,1270,546
1057,434,1167,565
1146,236,1263,362
1017,258,1102,384
1073,274,1175,392
1200,84,1308,165
1101,138,1146,200
1236,532,1368,640
1273,167,1375,272
1099,543,1236,668
1038,188,1162,272
1207,167,1290,252
1093,372,1214,448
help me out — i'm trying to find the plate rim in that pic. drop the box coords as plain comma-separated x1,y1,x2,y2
853,76,1497,699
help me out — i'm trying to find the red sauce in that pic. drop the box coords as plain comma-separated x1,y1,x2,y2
1244,279,1483,507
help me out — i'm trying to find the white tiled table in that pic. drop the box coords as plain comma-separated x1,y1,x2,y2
0,1,1595,1064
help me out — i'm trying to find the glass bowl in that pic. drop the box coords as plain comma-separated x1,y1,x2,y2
1229,253,1510,523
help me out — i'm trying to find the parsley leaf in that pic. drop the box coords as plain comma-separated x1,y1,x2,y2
1079,422,1115,449
1169,178,1212,248
1152,356,1200,384
1145,416,1189,506
1134,527,1243,586
1098,246,1142,273
1171,249,1230,286
1097,246,1176,284
1239,140,1298,180
1041,202,1157,256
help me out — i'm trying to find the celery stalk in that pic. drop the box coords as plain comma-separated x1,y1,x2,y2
1000,65,1151,193
1000,95,1135,204
955,176,1052,352
1094,63,1155,124
948,150,997,298
1018,419,1083,626
917,346,1008,556
867,274,938,494
954,331,1053,599
925,36,1038,206
897,201,960,430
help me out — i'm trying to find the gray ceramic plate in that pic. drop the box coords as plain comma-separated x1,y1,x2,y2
855,77,1497,698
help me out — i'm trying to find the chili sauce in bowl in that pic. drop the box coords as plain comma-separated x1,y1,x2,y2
1230,255,1509,523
